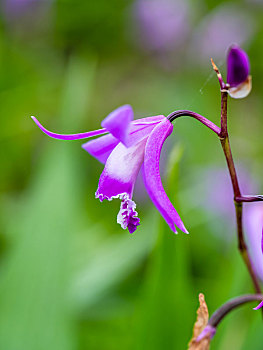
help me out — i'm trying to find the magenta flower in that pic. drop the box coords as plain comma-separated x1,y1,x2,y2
226,45,252,98
31,105,188,234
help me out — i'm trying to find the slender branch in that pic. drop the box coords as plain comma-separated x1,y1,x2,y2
208,294,263,328
219,91,262,294
167,110,221,135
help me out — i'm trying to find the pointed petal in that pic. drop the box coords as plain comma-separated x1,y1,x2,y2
82,115,166,163
253,300,263,310
95,138,147,201
143,118,188,233
101,105,133,146
227,45,250,87
31,116,107,140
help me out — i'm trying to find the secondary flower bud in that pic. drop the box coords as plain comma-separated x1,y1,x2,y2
227,45,252,98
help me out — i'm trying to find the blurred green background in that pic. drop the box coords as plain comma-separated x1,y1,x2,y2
0,0,263,349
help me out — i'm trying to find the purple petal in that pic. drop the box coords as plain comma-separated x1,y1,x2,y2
143,118,188,233
31,116,107,140
83,115,166,164
227,45,250,87
132,115,165,125
95,138,147,201
101,105,133,146
82,134,119,164
253,300,263,310
117,195,140,233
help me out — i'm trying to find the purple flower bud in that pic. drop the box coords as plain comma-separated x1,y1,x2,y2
227,45,250,87
226,45,252,98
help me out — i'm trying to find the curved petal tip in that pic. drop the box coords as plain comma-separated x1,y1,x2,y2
253,300,263,310
31,116,107,140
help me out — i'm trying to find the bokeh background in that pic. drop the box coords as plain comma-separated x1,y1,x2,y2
0,0,263,349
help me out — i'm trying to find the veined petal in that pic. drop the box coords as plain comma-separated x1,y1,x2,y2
101,105,133,146
31,116,107,140
82,115,166,163
95,138,147,201
143,118,188,234
132,115,165,125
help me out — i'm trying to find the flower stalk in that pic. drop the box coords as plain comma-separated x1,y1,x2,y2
208,294,263,328
195,293,263,346
218,90,262,294
168,91,262,294
167,110,220,135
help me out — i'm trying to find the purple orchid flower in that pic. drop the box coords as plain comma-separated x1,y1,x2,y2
226,45,252,99
31,105,188,234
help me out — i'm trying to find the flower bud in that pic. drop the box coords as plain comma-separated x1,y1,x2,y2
227,45,252,98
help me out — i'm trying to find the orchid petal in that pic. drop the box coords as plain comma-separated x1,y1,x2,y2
132,115,165,125
227,45,250,87
31,116,107,140
82,115,166,163
95,138,147,201
82,134,119,164
101,105,133,146
253,300,263,310
143,118,188,234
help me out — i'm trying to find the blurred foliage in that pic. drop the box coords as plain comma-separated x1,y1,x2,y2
0,0,263,349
